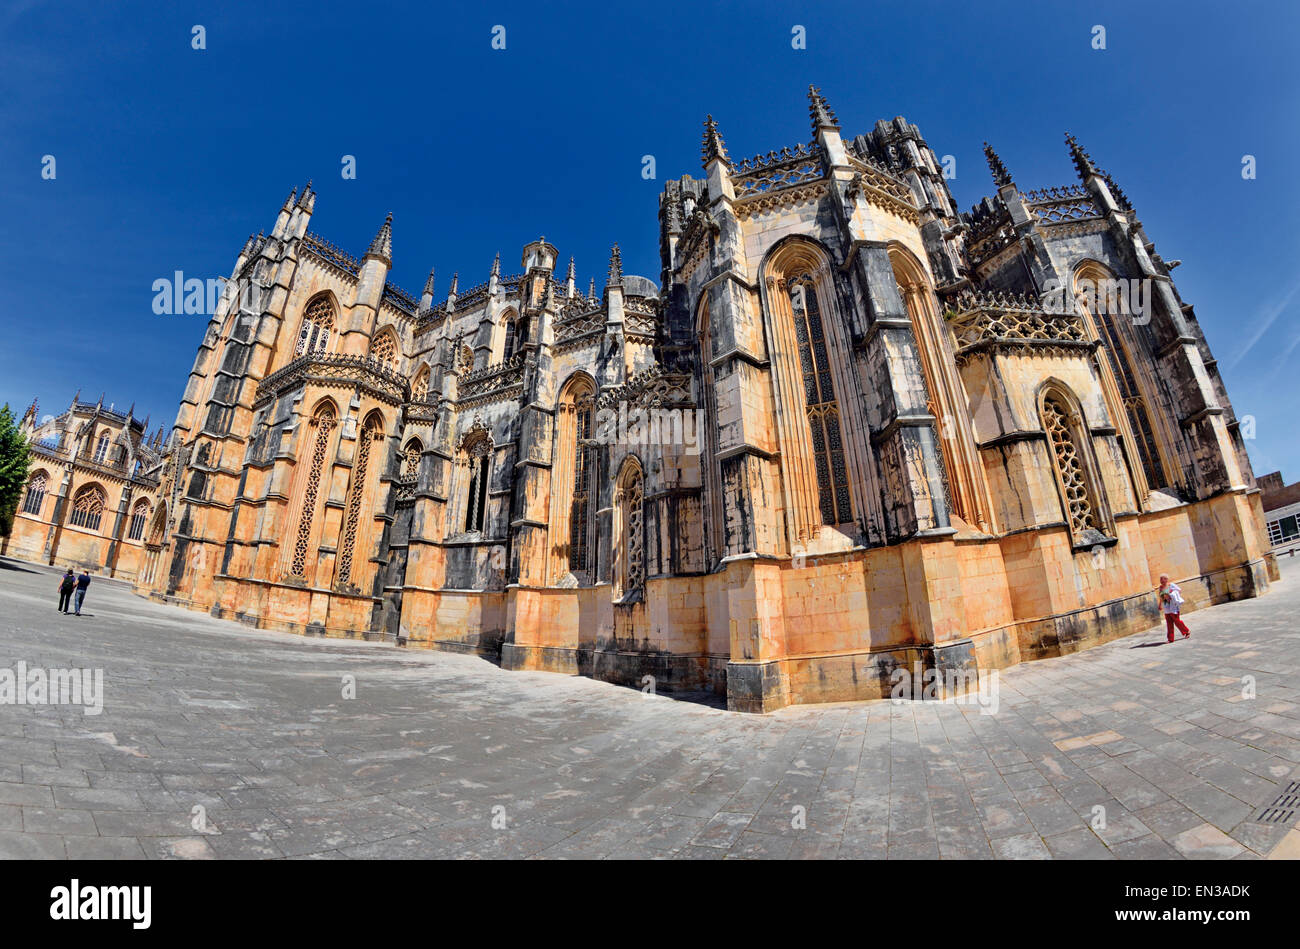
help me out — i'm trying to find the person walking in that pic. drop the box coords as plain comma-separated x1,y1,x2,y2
73,570,92,616
57,569,76,614
1157,574,1189,643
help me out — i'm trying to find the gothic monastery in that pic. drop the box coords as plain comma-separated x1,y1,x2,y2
4,88,1276,711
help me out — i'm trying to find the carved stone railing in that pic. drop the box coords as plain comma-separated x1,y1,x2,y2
255,353,409,406
554,308,606,346
382,282,419,314
596,365,694,410
1023,185,1103,225
30,442,161,486
301,232,360,275
948,290,1089,354
405,399,440,423
454,282,490,312
458,353,526,401
733,143,826,198
393,475,417,502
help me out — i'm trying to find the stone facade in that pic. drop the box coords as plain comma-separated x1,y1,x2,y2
3,398,166,580
29,86,1274,712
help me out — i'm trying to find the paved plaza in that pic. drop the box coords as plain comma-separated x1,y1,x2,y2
0,554,1298,860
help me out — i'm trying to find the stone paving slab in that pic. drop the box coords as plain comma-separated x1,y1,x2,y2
0,553,1298,859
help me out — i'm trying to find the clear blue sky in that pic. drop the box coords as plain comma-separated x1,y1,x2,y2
2,0,1297,480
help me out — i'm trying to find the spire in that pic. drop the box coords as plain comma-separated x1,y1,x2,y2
701,115,730,167
1064,133,1097,180
808,85,839,132
491,251,501,277
449,272,459,295
606,243,623,286
280,186,297,213
566,256,576,282
366,212,393,264
983,142,1012,188
423,267,436,296
588,277,596,300
296,179,314,208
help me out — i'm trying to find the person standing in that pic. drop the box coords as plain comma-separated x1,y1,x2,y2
73,570,92,616
57,569,76,614
1157,574,1189,643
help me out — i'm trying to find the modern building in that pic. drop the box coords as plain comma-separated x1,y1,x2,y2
1258,471,1300,555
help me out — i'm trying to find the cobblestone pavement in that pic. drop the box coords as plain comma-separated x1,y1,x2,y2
1,554,1298,860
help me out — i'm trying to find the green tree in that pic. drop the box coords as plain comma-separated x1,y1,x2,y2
0,404,32,537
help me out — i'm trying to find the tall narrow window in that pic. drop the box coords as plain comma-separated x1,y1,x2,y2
1042,391,1103,539
789,274,851,526
411,366,430,401
615,460,645,598
296,295,335,356
503,320,517,361
93,433,109,464
128,500,150,540
462,434,492,533
69,485,105,532
569,393,594,573
1093,307,1166,490
290,405,336,577
22,473,47,515
1076,267,1169,493
369,331,398,370
147,505,167,546
336,415,382,587
402,439,422,479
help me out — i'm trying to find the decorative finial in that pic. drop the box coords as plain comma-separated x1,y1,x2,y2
449,272,459,295
566,256,576,281
808,85,839,133
701,115,730,167
1065,133,1096,179
983,142,1012,188
588,277,596,300
607,243,623,285
423,267,436,295
491,252,501,277
281,186,297,211
366,212,393,263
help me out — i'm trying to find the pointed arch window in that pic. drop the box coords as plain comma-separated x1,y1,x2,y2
69,485,106,532
93,433,110,464
461,432,492,534
401,439,422,479
411,366,430,402
614,459,645,599
568,393,594,574
290,405,336,577
147,505,167,546
1075,267,1168,492
503,319,517,361
128,499,150,540
22,473,47,515
369,331,398,370
336,414,383,587
789,274,851,527
296,295,335,356
1040,388,1111,543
